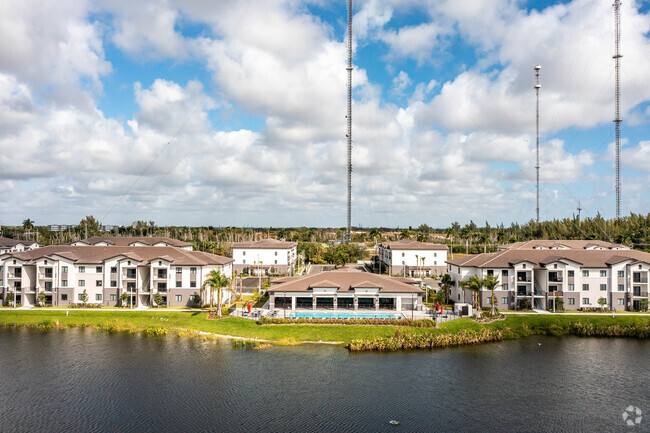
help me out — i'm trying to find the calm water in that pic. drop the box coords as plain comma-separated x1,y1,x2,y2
0,328,648,433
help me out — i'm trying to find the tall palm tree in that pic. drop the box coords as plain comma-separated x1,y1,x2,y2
369,227,380,241
400,229,411,240
201,270,231,316
22,219,34,231
439,274,452,303
460,275,482,312
482,274,501,315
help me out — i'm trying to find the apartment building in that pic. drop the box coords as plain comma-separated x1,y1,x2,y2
447,240,649,311
72,236,193,250
378,239,448,277
0,245,232,308
0,237,41,255
231,238,297,276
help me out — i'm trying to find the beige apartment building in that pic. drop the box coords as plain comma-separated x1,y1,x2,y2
447,240,649,311
0,242,232,308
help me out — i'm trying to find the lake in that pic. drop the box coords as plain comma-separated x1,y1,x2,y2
0,328,648,432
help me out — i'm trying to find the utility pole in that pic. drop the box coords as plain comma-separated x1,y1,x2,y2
345,0,353,243
577,202,582,224
534,64,542,224
613,0,622,218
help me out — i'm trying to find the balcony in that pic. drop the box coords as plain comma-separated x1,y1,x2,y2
517,288,532,296
548,272,563,282
633,290,648,297
155,271,168,280
632,274,648,284
517,275,532,283
38,272,54,279
122,270,137,280
8,272,22,279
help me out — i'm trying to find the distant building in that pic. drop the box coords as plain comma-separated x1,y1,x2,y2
47,225,74,232
231,238,297,276
0,237,41,255
71,236,193,250
447,240,649,311
378,239,448,277
0,245,232,308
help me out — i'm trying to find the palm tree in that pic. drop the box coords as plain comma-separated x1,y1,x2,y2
482,274,501,315
22,219,34,231
460,275,482,313
439,274,452,303
400,229,411,240
369,227,381,241
201,270,231,316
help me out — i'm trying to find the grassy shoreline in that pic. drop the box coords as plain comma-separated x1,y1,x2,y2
1,310,649,350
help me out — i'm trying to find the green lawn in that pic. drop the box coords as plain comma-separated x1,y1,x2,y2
1,310,648,346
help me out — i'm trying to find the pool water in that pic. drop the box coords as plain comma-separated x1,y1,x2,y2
289,312,406,320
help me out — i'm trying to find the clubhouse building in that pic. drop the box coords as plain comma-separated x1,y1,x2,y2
268,269,423,312
447,240,650,311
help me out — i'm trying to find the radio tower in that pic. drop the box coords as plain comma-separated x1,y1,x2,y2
534,64,541,223
345,0,353,242
613,0,622,218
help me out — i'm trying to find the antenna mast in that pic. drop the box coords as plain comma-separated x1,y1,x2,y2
534,64,541,223
613,0,622,218
346,0,353,242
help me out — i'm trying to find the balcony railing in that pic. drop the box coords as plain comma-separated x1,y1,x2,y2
155,273,168,279
8,273,22,279
633,276,648,284
517,290,531,296
517,276,532,282
38,273,54,279
122,272,137,279
548,274,563,282
633,291,648,297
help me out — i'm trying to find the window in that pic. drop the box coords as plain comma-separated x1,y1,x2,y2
274,260,277,264
617,298,625,305
582,284,589,291
639,265,642,269
522,264,526,269
242,251,246,256
111,267,117,274
79,266,85,273
62,266,68,273
434,253,437,257
190,267,196,274
275,251,278,256
568,270,574,277
553,264,558,269
95,294,102,301
110,294,117,301
176,267,182,274
503,284,509,291
568,298,575,305
501,297,508,304
243,260,246,264
78,294,83,301
96,266,102,273
487,270,493,276
600,270,607,277
582,270,589,277
44,282,52,290
158,282,167,291
190,281,196,288
502,270,508,277
582,298,589,305
62,280,68,287
158,261,162,266
402,252,405,257
176,281,182,288
618,284,624,292
79,280,85,287
127,282,135,290
61,294,68,301
568,284,574,291
486,297,491,305
110,281,117,288
175,295,182,302
600,284,607,291
618,270,624,277
96,280,102,287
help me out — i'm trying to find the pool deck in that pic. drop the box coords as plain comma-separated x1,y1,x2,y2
231,307,453,322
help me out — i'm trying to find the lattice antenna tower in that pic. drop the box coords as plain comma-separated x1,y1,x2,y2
613,0,622,218
345,0,353,242
534,64,541,223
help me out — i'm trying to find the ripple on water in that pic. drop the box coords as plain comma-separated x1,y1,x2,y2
0,329,648,433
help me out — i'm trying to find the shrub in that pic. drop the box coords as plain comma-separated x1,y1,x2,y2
258,317,436,327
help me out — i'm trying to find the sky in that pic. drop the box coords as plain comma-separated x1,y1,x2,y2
1,0,649,229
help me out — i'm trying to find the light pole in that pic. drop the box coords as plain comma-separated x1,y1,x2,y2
411,293,415,319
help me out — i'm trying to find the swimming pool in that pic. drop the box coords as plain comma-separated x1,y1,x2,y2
288,311,406,320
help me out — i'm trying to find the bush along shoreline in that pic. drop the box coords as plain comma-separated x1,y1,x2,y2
347,329,503,351
257,317,436,327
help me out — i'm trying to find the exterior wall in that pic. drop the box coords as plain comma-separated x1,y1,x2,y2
380,247,448,275
232,247,296,275
233,264,291,275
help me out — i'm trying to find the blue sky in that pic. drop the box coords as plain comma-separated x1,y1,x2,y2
0,0,649,229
